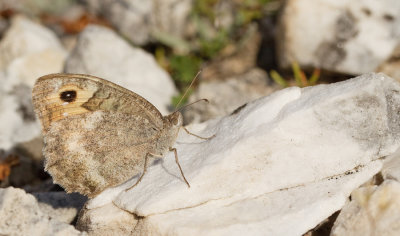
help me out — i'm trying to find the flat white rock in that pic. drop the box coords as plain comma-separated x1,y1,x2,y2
83,73,400,235
277,0,400,74
65,25,177,115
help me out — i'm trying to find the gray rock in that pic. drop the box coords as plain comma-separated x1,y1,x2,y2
276,0,400,74
65,25,177,115
85,0,192,46
0,187,85,236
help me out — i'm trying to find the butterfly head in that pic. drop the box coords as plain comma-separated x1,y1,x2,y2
166,111,183,128
158,111,183,152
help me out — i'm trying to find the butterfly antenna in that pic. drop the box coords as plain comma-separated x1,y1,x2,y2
177,99,209,112
175,70,202,110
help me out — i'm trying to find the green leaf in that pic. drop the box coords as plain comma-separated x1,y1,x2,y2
270,70,288,87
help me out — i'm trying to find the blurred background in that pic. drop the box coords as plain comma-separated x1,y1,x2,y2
0,0,399,229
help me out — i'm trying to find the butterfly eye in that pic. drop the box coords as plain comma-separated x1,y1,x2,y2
60,90,77,103
172,116,179,125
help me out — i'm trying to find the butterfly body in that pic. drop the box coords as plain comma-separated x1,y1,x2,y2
32,74,182,197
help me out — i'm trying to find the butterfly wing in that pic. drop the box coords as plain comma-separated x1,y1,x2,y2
32,73,166,196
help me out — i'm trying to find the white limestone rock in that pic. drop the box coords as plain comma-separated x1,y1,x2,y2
0,187,85,236
78,73,400,235
331,180,400,236
0,16,67,150
65,25,177,115
77,203,137,236
277,0,400,74
85,0,192,46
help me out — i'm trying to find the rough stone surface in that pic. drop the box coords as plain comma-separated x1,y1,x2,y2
0,187,85,236
77,203,137,235
183,68,278,124
331,180,400,236
0,16,66,150
277,0,400,74
80,73,400,235
85,0,192,46
65,25,177,115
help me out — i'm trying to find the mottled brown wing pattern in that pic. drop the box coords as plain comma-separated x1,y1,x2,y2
32,73,168,196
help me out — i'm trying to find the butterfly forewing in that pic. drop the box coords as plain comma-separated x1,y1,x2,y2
32,73,168,196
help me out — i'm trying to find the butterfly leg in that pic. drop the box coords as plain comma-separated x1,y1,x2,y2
183,127,215,140
170,147,190,188
126,152,151,191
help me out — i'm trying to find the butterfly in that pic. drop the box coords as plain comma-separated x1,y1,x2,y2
32,73,212,197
